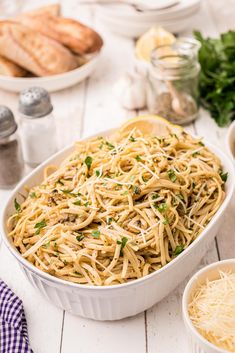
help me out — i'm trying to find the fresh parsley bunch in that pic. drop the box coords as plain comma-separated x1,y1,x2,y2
195,30,235,126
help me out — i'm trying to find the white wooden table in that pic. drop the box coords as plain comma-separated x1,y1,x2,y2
0,1,234,352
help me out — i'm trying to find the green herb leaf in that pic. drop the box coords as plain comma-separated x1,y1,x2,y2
56,179,64,185
14,198,21,213
220,171,228,182
129,136,136,142
194,30,235,126
152,193,160,200
133,185,141,195
29,192,36,199
73,200,81,206
76,234,84,241
84,202,89,207
162,217,169,225
117,237,128,253
135,155,142,162
91,230,100,238
192,151,200,157
34,219,47,235
85,156,92,170
173,245,184,256
167,169,177,182
157,202,168,213
105,141,115,149
95,170,101,177
61,189,79,197
107,217,113,225
198,141,205,146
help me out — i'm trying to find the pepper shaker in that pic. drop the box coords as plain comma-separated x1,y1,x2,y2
18,87,57,167
0,106,24,189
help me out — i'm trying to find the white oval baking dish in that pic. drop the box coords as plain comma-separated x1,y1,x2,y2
182,259,235,353
1,129,234,321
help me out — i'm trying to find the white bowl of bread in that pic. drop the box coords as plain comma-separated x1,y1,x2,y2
0,4,103,92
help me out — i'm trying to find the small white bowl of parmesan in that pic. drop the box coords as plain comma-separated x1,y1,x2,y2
182,259,235,353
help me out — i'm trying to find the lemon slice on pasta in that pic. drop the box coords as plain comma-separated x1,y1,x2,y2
119,115,183,137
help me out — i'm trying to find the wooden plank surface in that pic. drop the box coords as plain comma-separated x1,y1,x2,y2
0,1,234,353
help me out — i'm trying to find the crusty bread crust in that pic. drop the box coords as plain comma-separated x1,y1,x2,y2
0,21,77,76
18,14,103,55
0,55,27,77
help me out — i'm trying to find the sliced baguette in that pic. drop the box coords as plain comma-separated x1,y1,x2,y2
0,21,77,76
0,55,27,77
18,14,103,55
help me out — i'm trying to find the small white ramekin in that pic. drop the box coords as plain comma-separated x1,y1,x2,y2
226,120,235,162
182,259,235,353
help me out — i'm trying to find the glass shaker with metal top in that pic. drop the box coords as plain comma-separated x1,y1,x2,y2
18,87,58,167
0,106,24,188
146,38,201,125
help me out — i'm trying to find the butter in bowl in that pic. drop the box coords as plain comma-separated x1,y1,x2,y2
182,259,235,353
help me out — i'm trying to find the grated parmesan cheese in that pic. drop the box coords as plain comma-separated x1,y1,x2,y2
188,271,235,352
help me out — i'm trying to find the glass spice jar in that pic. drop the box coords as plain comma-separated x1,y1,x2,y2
146,38,201,125
0,106,24,189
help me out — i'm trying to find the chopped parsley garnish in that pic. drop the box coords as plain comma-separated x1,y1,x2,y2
133,185,141,195
162,217,169,225
152,193,160,200
76,234,85,241
167,169,177,182
220,171,228,182
192,151,200,157
105,141,115,149
135,155,142,162
29,192,36,199
156,202,168,213
34,219,47,235
61,189,79,197
84,156,92,170
192,182,196,189
107,217,113,224
117,236,128,254
14,198,21,213
129,136,136,142
84,202,89,207
56,179,64,185
198,141,204,146
95,170,101,177
91,230,100,238
173,245,184,256
73,200,81,206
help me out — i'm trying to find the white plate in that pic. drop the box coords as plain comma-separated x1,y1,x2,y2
0,53,101,93
98,11,198,37
132,0,179,11
1,129,234,320
97,0,201,22
226,120,235,162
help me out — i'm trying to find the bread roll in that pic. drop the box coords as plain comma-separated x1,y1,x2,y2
0,21,77,76
0,55,27,77
18,14,103,55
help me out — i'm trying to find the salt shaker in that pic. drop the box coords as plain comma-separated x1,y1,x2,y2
0,106,24,189
18,87,57,167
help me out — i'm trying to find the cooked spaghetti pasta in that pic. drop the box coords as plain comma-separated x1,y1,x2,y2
7,128,226,286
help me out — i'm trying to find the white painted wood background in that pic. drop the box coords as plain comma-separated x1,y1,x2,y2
0,1,234,352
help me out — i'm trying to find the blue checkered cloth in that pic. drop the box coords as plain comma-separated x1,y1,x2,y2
0,279,33,353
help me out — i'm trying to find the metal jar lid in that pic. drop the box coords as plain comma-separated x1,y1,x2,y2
0,106,17,139
18,87,53,118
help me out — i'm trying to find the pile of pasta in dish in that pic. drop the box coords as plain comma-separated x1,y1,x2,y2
8,128,226,286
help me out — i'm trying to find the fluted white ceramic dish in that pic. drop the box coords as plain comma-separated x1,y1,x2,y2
182,259,235,353
1,129,234,321
226,120,235,162
0,53,100,93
